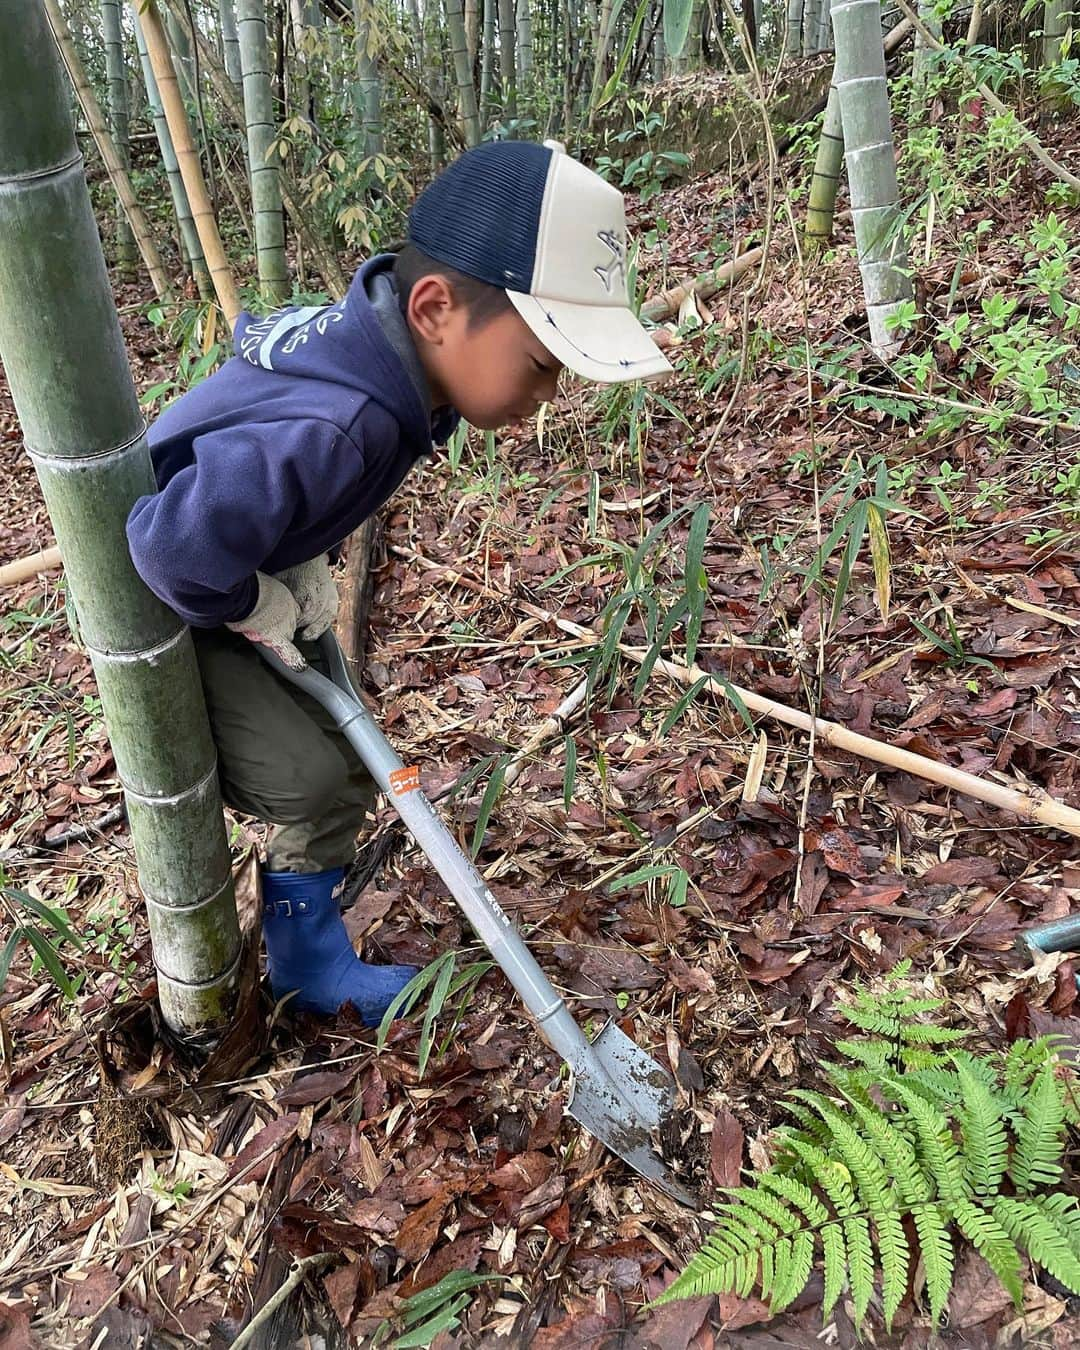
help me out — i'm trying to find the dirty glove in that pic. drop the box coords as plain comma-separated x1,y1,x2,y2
227,572,304,671
274,554,338,641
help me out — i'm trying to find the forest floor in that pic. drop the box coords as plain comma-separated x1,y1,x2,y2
1,99,1080,1349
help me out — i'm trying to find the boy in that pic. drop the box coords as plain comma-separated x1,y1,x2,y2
126,139,671,1026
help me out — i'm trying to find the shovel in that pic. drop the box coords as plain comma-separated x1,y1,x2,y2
259,631,697,1207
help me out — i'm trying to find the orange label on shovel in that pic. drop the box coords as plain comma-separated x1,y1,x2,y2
389,766,420,797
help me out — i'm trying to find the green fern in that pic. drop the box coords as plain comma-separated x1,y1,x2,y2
656,965,1080,1334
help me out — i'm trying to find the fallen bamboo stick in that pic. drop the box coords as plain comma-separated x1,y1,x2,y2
640,246,764,323
516,602,1080,840
0,545,63,587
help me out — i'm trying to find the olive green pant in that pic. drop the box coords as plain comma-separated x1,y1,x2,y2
191,628,376,874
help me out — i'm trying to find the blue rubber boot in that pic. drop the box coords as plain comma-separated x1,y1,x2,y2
261,867,418,1025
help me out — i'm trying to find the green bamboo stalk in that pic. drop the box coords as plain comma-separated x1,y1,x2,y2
911,0,940,96
219,0,243,84
481,0,496,106
43,0,173,302
161,0,349,298
831,0,913,357
1043,0,1068,67
0,0,240,1041
238,0,289,302
517,0,534,98
135,0,242,326
447,0,482,144
100,0,138,275
783,0,803,58
352,0,384,154
802,0,821,51
498,0,517,116
134,14,212,298
804,77,843,247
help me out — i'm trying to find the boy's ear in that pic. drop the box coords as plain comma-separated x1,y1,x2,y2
406,274,458,344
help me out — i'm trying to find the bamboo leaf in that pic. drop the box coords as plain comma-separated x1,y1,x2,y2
866,503,891,623
562,735,577,812
663,0,695,59
23,926,75,999
470,753,510,859
661,675,708,736
0,929,23,994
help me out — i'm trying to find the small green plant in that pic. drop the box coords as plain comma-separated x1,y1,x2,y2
658,962,1080,1332
372,1270,504,1347
140,300,226,415
0,880,85,1000
376,950,493,1078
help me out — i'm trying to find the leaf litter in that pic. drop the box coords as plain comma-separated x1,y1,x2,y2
0,128,1079,1348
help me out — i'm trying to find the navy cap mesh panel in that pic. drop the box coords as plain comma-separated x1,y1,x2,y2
406,141,552,294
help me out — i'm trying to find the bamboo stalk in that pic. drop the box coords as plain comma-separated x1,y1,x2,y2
100,0,138,275
831,0,913,357
517,604,1080,840
0,1,240,1038
134,0,242,327
639,246,763,322
162,0,349,299
133,13,212,298
42,0,173,302
0,546,63,587
238,0,289,302
447,0,483,146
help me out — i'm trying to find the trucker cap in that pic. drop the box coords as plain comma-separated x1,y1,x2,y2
406,140,672,384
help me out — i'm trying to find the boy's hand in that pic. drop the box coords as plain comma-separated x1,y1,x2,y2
274,555,338,641
227,572,305,670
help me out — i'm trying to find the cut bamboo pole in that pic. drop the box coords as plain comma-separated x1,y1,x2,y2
43,0,173,301
517,604,1080,840
0,546,64,587
133,0,242,327
640,247,763,322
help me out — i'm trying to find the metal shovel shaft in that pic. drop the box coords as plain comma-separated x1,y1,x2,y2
259,635,695,1204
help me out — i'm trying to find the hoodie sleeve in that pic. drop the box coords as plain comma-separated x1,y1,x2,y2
126,417,361,627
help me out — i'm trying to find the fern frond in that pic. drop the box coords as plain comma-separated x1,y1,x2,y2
875,1208,910,1331
1039,1192,1080,1249
845,1096,929,1206
887,1081,967,1205
736,1185,801,1237
1010,1060,1066,1193
835,1038,890,1071
955,1058,1008,1199
911,1202,953,1326
782,1137,858,1216
771,1229,815,1312
1003,1035,1064,1101
952,1200,1024,1307
898,1046,956,1073
758,1171,829,1228
792,1091,893,1214
840,1006,906,1037
844,1212,875,1329
821,1220,847,1319
900,1023,969,1047
993,1196,1080,1295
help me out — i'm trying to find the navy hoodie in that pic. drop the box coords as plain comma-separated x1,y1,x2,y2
126,255,458,628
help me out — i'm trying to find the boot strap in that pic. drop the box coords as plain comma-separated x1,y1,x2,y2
263,898,312,917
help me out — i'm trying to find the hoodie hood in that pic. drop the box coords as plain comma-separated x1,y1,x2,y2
233,254,458,450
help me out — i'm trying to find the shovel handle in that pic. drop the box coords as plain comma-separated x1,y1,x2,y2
257,633,593,1068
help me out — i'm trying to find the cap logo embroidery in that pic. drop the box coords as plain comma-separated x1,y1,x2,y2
594,229,627,295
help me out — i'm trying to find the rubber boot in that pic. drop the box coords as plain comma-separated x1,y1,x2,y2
261,867,417,1025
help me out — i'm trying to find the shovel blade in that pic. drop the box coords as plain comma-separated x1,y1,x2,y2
568,1020,699,1208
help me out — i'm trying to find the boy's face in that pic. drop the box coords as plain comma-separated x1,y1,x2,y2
407,276,563,431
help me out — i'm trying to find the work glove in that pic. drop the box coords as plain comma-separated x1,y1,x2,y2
227,572,305,671
274,554,338,641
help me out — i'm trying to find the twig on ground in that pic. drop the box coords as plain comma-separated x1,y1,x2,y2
230,1252,336,1350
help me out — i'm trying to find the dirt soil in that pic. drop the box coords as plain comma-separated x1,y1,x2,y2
1,112,1079,1349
